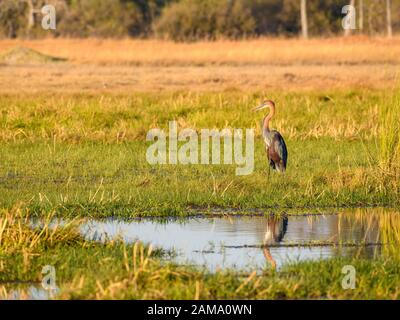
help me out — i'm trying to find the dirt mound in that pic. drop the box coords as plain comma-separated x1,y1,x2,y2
0,47,67,65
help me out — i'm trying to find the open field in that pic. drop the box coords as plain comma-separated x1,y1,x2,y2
0,37,399,93
2,37,400,65
1,63,397,93
0,90,399,216
1,38,400,300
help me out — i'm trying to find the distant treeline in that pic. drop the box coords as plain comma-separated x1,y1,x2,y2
0,0,398,40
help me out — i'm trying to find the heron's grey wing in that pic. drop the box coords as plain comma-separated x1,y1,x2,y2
275,133,288,167
275,217,288,242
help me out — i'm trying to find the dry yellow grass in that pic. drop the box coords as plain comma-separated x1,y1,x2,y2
0,37,399,92
1,36,400,65
0,63,397,93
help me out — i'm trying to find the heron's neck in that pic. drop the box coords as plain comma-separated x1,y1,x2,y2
263,248,276,269
263,106,275,132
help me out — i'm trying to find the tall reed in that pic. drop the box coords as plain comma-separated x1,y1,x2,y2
378,92,400,175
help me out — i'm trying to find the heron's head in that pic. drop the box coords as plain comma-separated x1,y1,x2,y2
252,99,275,112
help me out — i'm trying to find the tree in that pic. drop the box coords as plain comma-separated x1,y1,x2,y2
0,0,26,38
126,0,171,36
154,0,255,41
23,0,50,37
386,0,392,37
26,0,34,32
55,0,143,38
344,0,355,36
300,0,308,39
246,0,283,36
359,0,364,32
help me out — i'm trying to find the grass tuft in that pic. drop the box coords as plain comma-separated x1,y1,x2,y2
379,92,400,175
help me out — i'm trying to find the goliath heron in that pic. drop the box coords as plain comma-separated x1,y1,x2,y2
253,99,288,173
263,216,288,269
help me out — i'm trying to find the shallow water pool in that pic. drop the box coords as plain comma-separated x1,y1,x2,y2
81,209,387,271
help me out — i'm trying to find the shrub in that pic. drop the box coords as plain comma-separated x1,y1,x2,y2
153,0,255,41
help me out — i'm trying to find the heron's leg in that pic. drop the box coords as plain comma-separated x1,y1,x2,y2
266,147,271,179
263,247,276,269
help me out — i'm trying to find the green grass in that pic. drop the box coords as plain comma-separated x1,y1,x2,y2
379,92,400,174
5,246,400,299
1,88,400,299
0,138,396,217
0,89,398,217
0,90,381,143
1,208,400,300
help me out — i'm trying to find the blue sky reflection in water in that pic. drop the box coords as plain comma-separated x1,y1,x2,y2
81,212,384,271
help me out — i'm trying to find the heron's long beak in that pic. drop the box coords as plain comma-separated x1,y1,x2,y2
252,103,267,111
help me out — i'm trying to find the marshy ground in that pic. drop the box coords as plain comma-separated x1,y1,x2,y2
0,38,399,299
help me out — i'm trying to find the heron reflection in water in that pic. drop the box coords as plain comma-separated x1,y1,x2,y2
263,216,288,269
